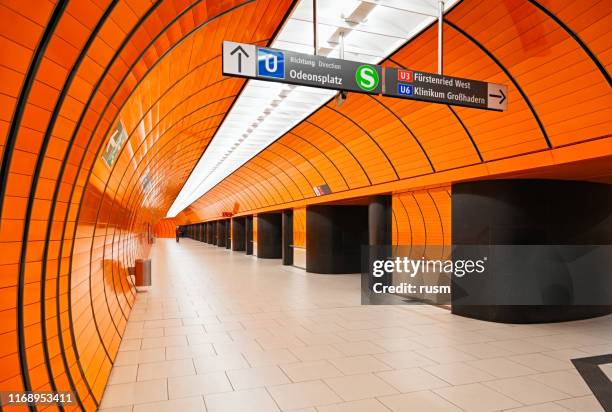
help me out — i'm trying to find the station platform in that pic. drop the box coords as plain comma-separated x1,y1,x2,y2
99,239,612,412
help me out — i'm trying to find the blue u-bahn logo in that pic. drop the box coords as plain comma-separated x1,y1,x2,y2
397,83,413,96
258,48,284,79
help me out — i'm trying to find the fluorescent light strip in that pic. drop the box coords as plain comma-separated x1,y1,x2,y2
167,0,459,217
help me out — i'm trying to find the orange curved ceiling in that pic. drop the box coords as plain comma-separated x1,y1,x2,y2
181,0,612,222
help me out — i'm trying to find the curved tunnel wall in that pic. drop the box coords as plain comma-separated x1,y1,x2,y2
183,0,611,223
0,0,292,408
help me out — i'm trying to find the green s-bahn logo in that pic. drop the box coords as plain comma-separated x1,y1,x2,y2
355,65,379,91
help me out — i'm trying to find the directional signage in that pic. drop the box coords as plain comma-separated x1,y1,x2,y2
383,67,507,111
223,41,382,95
222,41,256,78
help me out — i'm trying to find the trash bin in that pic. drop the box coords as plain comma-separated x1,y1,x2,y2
135,258,151,286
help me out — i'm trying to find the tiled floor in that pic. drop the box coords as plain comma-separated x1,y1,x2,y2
99,239,612,411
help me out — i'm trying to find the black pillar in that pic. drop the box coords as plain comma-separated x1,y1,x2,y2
257,213,282,258
282,210,294,265
226,219,231,249
452,179,612,323
232,217,246,251
306,205,368,273
367,195,393,287
217,220,226,247
246,216,253,255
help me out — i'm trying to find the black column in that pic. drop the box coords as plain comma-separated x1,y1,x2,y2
217,220,226,247
245,216,253,255
232,217,246,251
367,195,393,287
257,213,282,258
452,179,612,323
226,219,231,249
306,205,368,273
282,210,294,265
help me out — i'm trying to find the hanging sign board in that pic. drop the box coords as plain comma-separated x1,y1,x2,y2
222,41,383,94
383,67,508,111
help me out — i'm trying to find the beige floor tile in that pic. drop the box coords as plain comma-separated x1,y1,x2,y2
530,370,592,397
193,353,250,373
555,395,605,412
379,390,462,411
297,332,346,345
226,365,290,390
316,398,389,412
268,380,342,409
205,388,279,412
100,379,167,408
108,365,138,385
434,383,522,411
372,338,425,352
205,321,245,333
289,345,344,361
114,348,166,366
141,335,188,349
187,332,233,345
416,347,477,363
144,319,183,329
324,373,398,401
165,343,215,360
137,358,195,381
168,371,232,398
580,343,612,355
455,342,514,359
483,376,570,404
255,334,305,350
489,339,551,354
466,357,538,378
332,341,386,356
374,351,437,369
328,355,391,375
424,362,494,385
133,396,205,412
280,360,343,382
376,367,449,393
164,325,205,336
213,340,263,355
119,339,142,351
373,327,417,338
507,403,573,412
508,353,571,372
243,348,299,367
124,328,164,339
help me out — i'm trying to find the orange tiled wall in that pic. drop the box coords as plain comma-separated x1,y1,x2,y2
0,0,292,409
393,187,451,259
181,0,611,223
153,218,179,238
293,207,306,247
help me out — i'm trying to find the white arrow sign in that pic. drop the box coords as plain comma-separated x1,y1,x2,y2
222,41,256,78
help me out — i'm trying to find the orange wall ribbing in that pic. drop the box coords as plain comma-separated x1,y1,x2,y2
181,0,611,224
0,0,292,409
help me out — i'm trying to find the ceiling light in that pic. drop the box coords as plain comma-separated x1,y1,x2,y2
166,0,460,217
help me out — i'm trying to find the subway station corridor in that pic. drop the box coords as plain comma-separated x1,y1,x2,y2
98,239,612,412
1,0,611,410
